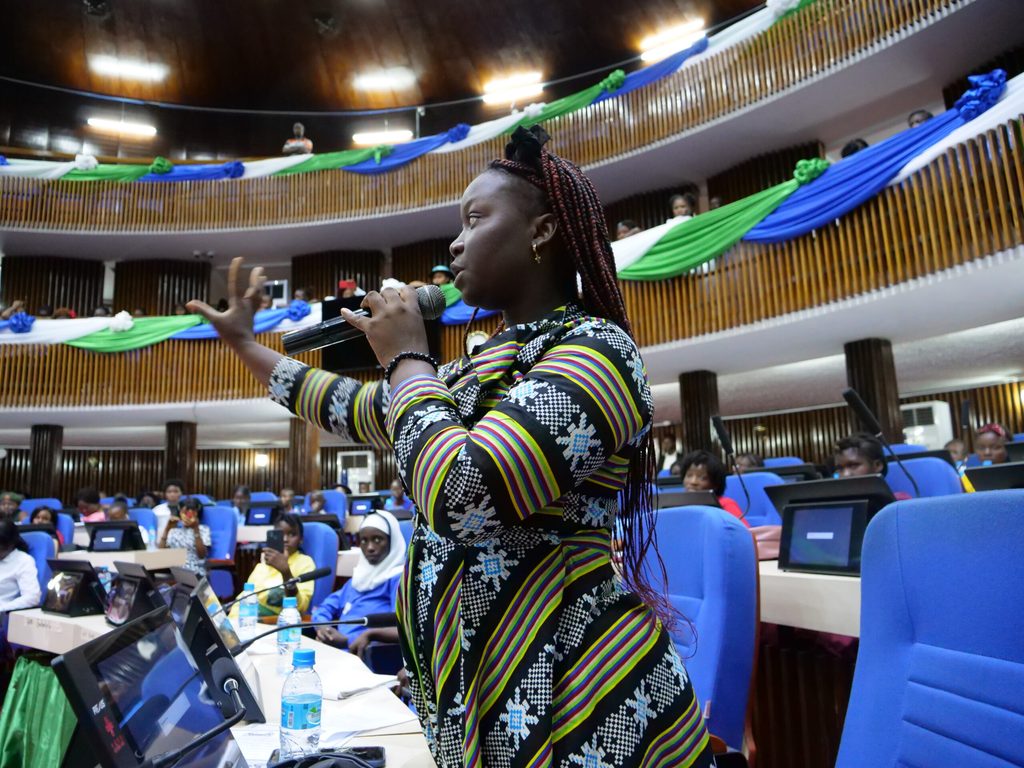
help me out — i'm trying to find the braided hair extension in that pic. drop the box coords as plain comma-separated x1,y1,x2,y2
488,125,675,629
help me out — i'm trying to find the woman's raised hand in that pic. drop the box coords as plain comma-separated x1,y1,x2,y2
187,257,265,349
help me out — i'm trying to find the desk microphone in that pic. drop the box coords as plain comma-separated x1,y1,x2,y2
141,681,247,768
842,388,920,497
233,613,399,655
712,415,751,518
212,566,332,616
282,285,446,355
958,398,973,472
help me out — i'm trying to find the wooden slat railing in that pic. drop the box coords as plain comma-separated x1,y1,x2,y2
2,119,1019,409
0,0,967,233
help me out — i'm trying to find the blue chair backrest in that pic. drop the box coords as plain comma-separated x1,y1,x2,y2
127,508,158,532
301,522,339,609
724,471,785,527
190,494,215,506
20,531,56,605
20,498,63,514
837,491,1024,768
398,520,415,550
884,457,963,499
250,491,278,503
202,506,238,560
964,454,982,468
763,456,804,467
654,506,757,749
309,490,347,517
885,443,927,455
101,497,136,507
55,513,74,547
1016,433,1024,442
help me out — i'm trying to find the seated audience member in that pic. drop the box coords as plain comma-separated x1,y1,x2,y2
834,434,911,499
0,492,23,522
158,497,210,575
107,499,149,547
1,300,26,320
131,308,146,318
232,484,252,526
313,511,405,655
259,293,273,310
30,506,64,547
136,490,158,509
908,109,933,128
679,450,748,526
76,487,106,522
0,519,41,612
430,265,455,286
230,514,316,621
708,196,723,210
384,479,415,515
334,482,352,496
944,438,968,465
152,479,186,532
37,304,53,318
615,219,642,240
337,279,358,299
52,307,76,319
282,122,313,155
840,138,869,158
973,423,1010,465
669,462,682,478
306,491,327,515
734,453,764,473
668,192,697,222
277,487,301,515
658,435,680,473
93,306,111,317
293,288,309,302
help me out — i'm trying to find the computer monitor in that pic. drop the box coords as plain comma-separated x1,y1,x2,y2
655,490,721,510
106,562,163,628
87,521,146,552
17,523,59,538
348,494,382,515
43,558,106,617
964,461,1024,491
300,513,343,533
655,475,684,488
1004,442,1024,463
760,463,824,483
167,567,199,627
52,607,249,768
244,507,275,525
182,579,264,723
884,449,956,468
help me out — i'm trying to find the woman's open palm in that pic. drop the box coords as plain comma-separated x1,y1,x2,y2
187,256,265,349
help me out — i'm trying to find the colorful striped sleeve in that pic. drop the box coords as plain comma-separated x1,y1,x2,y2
267,356,391,450
386,322,652,542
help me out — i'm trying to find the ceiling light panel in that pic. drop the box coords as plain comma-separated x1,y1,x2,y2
353,67,417,91
89,55,168,82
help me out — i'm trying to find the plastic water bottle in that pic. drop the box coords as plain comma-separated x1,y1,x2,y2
147,525,158,551
279,648,322,759
276,596,302,674
238,582,258,642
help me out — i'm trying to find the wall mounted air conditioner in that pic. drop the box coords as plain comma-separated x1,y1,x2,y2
900,400,953,449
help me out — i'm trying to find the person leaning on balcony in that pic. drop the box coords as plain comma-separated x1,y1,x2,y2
908,109,933,128
282,121,313,155
667,191,696,222
615,219,642,240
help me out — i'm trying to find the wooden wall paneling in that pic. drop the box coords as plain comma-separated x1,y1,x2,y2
291,250,384,304
604,183,700,234
706,141,824,205
390,239,453,284
112,259,211,316
0,255,104,316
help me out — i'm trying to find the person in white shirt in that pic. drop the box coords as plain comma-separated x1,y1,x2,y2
0,518,41,612
152,478,185,534
658,435,680,474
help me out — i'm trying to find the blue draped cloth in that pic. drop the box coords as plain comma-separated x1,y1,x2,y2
170,300,310,339
439,300,499,326
344,124,470,175
745,69,1007,243
139,161,245,183
592,36,708,104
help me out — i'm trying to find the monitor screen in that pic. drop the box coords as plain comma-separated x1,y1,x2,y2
93,528,126,551
45,570,83,612
194,579,241,654
786,504,856,568
245,507,273,525
105,578,140,626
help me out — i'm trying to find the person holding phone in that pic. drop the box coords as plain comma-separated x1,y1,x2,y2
229,513,315,621
158,497,210,575
152,479,186,534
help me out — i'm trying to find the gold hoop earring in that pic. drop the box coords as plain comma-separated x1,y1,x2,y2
532,242,542,264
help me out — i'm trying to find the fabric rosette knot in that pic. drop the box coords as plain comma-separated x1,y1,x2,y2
793,157,829,185
954,68,1008,121
446,123,471,143
286,300,311,322
109,311,134,332
8,312,35,334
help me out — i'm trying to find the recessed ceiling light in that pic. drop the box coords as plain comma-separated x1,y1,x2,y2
89,55,168,82
351,128,414,146
353,67,417,91
482,72,544,105
86,117,158,138
639,19,705,62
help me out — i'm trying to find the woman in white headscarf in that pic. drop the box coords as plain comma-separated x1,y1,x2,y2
312,509,406,656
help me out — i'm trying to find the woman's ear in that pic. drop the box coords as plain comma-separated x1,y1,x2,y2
531,212,558,249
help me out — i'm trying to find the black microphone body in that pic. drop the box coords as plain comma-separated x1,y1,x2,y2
213,566,332,616
233,613,399,654
283,284,446,355
712,415,751,519
841,387,921,497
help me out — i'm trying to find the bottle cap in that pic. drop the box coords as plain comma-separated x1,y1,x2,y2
243,582,255,592
293,648,315,668
283,596,298,608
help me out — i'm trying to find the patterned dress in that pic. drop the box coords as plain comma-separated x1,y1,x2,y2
270,304,714,768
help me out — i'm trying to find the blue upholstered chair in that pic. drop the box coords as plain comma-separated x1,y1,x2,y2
250,491,278,504
300,522,339,610
55,513,74,549
190,494,215,506
20,498,63,514
836,491,1024,767
20,531,56,605
307,490,347,517
763,456,804,468
724,471,785,527
202,505,239,599
884,457,963,499
127,507,158,532
655,505,757,750
884,443,927,455
101,497,136,507
398,520,415,550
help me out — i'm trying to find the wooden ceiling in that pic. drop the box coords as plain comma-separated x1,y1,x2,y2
0,0,760,112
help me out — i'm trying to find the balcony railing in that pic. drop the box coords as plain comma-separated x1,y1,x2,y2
0,0,967,233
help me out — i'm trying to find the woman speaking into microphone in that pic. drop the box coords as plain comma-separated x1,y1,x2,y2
189,126,713,767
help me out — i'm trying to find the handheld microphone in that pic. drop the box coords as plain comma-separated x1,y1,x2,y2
282,284,446,355
841,387,920,498
712,415,751,519
212,566,332,616
233,612,399,654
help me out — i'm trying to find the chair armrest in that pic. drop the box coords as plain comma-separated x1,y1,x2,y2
206,558,235,568
709,734,728,754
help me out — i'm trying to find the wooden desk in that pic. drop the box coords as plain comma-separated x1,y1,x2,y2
337,550,360,578
7,608,111,655
57,548,186,571
759,560,861,637
238,525,274,543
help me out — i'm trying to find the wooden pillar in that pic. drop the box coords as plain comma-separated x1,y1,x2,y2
844,338,904,442
29,425,63,499
288,418,320,494
165,421,197,492
678,370,720,453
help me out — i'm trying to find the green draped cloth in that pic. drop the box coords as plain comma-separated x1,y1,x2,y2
0,656,77,768
63,156,174,182
65,315,201,352
438,282,462,307
516,70,626,131
272,145,394,176
619,157,829,280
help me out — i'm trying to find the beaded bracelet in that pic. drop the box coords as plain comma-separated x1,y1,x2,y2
384,350,439,383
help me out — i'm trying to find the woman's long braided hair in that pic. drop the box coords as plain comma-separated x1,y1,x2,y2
489,125,674,627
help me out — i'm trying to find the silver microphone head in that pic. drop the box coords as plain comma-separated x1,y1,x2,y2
417,284,446,320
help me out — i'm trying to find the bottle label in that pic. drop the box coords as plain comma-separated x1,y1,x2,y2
281,698,321,730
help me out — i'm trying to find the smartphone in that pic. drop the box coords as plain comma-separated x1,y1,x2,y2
266,529,284,552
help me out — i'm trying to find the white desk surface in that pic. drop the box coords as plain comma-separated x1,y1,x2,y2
57,548,186,571
759,560,861,637
344,514,364,535
336,549,361,578
7,608,111,655
237,525,275,543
